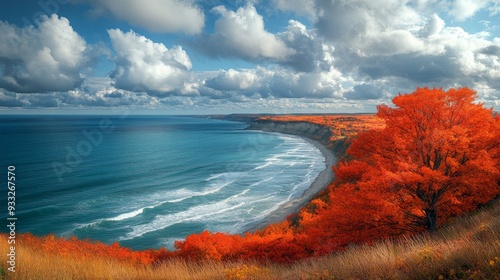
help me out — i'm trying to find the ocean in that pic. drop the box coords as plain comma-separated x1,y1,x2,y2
0,115,325,250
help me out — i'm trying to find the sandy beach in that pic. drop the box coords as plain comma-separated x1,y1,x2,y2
245,135,337,232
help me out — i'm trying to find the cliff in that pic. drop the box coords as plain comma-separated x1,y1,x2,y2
208,114,352,158
246,120,332,146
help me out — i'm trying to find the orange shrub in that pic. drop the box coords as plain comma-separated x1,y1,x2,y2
20,233,157,265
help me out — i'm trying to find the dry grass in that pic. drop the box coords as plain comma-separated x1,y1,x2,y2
274,200,500,280
1,200,500,279
0,242,231,279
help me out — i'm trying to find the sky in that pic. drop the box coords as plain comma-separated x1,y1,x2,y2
0,0,499,114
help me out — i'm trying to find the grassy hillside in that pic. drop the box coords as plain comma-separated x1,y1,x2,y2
1,199,499,279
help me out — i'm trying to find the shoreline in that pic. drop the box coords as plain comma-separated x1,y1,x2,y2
245,134,337,232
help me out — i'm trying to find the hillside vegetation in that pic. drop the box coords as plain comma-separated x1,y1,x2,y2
1,199,499,279
172,87,500,262
258,114,385,141
2,87,500,279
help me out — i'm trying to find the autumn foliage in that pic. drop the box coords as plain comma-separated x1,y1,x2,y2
175,87,500,262
341,87,500,231
17,232,173,265
10,87,500,266
174,221,311,263
259,114,385,141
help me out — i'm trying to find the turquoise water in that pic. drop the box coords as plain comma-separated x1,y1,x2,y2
0,115,324,250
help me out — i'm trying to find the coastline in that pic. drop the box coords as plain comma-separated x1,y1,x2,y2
245,134,337,232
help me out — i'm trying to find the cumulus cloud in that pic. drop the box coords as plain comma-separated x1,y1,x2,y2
159,95,364,114
2,1,500,113
267,69,345,98
448,0,490,21
359,53,462,83
344,83,387,100
315,0,424,56
200,68,269,100
198,15,336,73
489,1,500,15
480,45,500,56
57,76,162,108
412,0,445,12
0,15,87,93
426,26,499,81
355,30,499,90
273,0,316,19
195,5,293,60
360,29,425,56
202,66,345,99
277,20,335,72
309,0,500,99
419,13,445,37
0,91,24,107
0,76,164,109
108,29,194,96
204,69,262,92
73,0,204,34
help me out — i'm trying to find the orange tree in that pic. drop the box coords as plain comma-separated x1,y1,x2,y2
174,88,500,260
339,87,500,232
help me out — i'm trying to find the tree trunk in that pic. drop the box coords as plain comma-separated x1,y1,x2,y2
425,208,437,232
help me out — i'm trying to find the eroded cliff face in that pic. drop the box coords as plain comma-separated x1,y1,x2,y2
246,120,332,146
246,120,352,159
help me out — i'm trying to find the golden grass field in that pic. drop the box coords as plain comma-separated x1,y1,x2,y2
1,199,499,279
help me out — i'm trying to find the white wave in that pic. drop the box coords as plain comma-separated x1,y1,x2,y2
167,180,235,203
122,201,246,240
248,176,274,188
205,173,224,181
252,137,322,172
105,195,173,221
206,180,235,194
167,195,195,203
250,199,284,221
122,188,253,239
253,155,294,170
206,172,245,181
276,135,302,143
107,208,145,221
253,161,273,170
77,132,327,241
167,196,193,203
75,180,236,230
73,220,101,231
249,193,278,204
74,206,153,230
229,189,250,200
